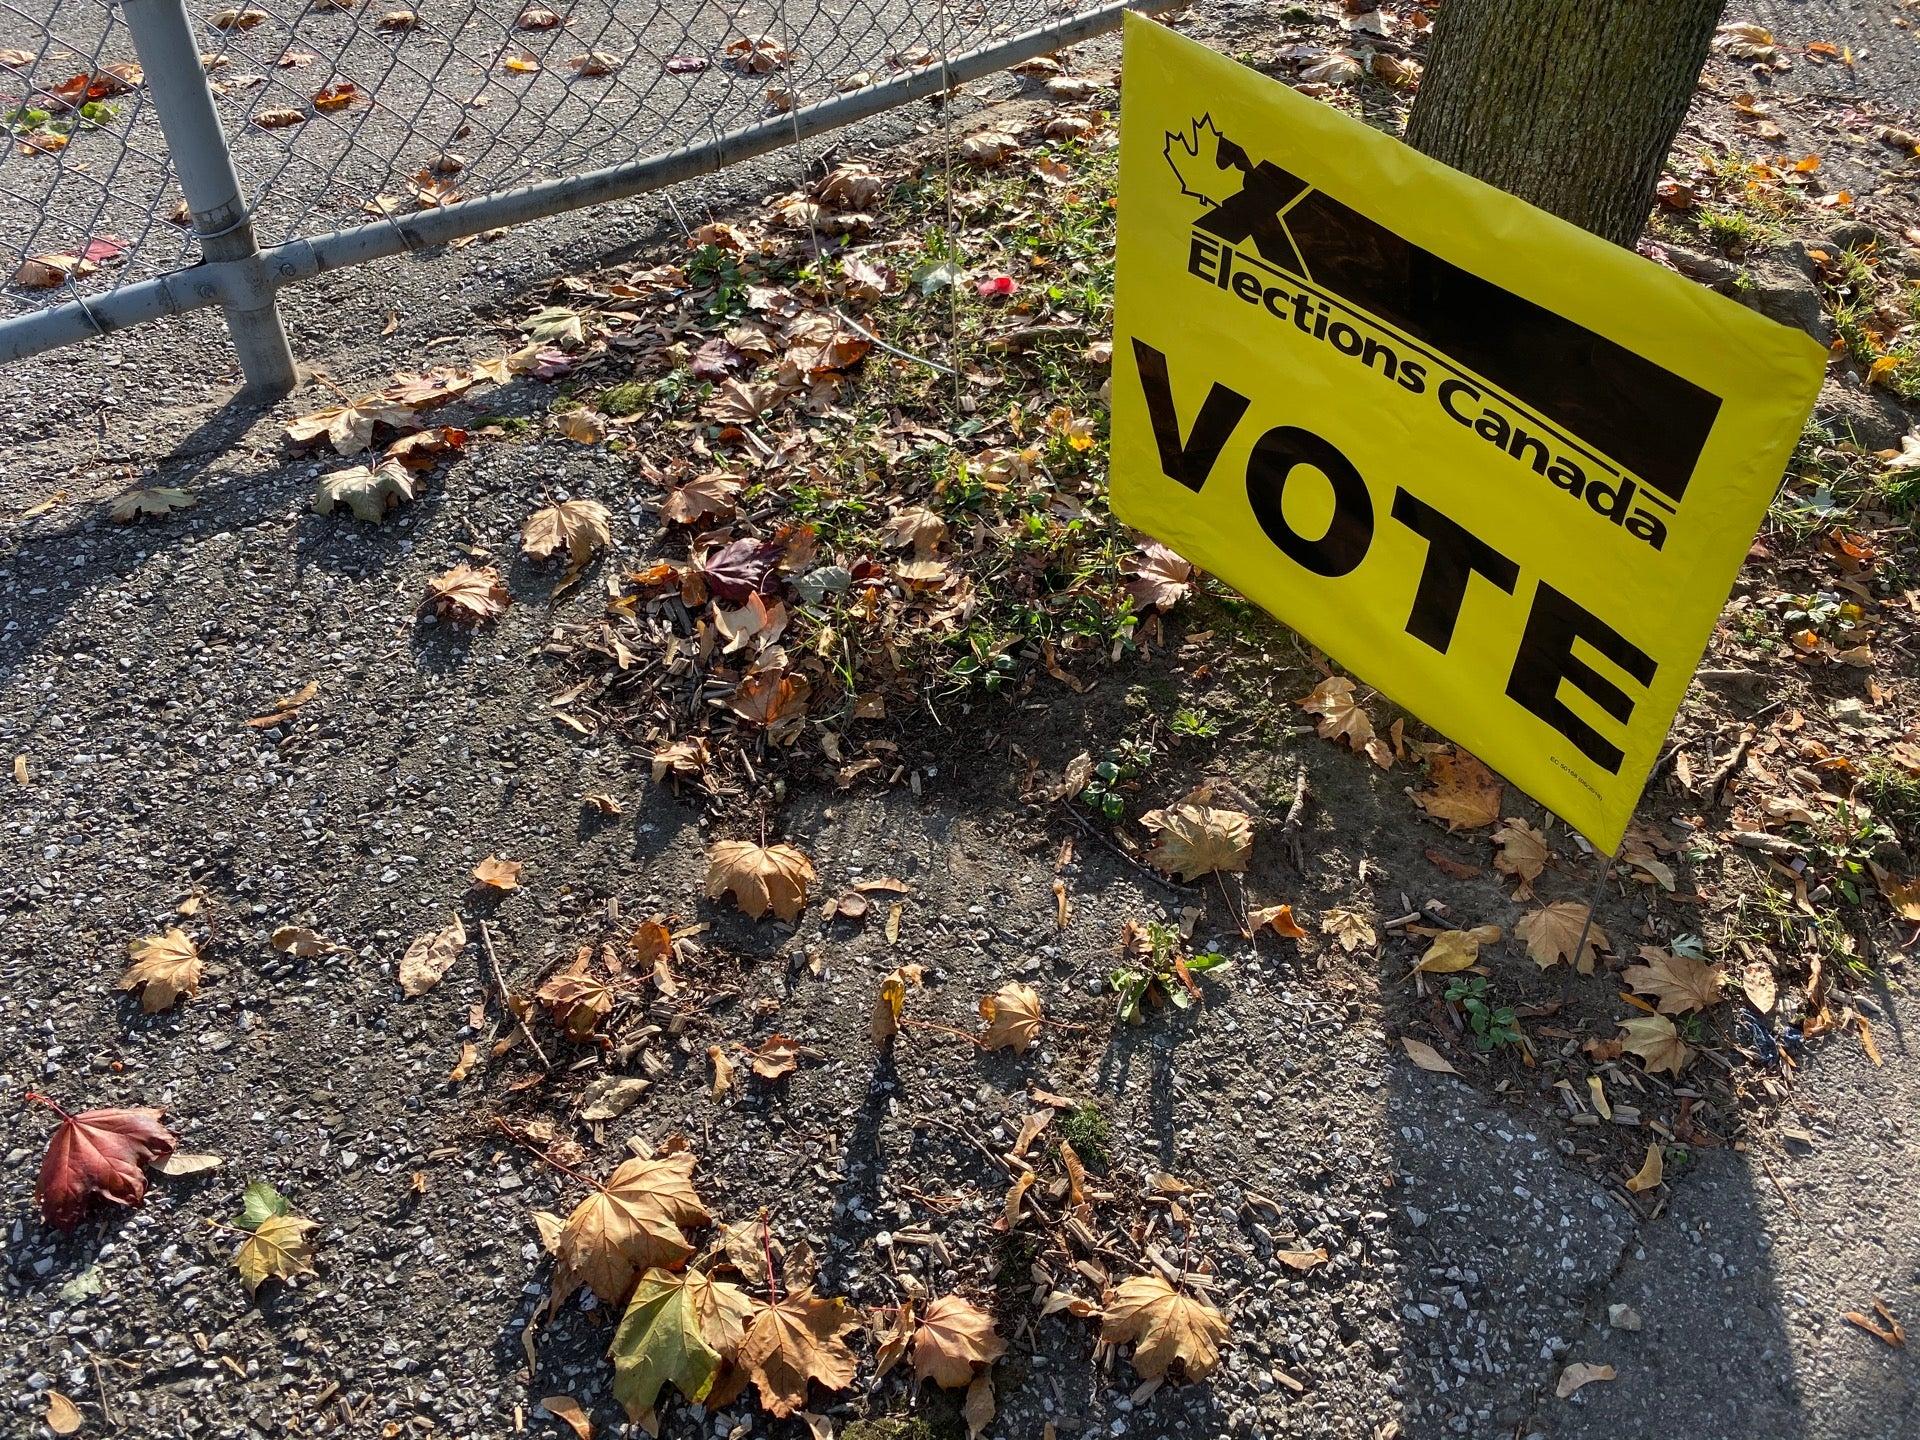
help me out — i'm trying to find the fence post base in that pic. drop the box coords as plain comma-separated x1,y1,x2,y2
123,0,297,398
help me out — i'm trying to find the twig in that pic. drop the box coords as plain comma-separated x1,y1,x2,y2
492,1116,601,1190
1278,766,1309,870
1707,726,1756,807
84,1346,115,1432
479,920,552,1070
1757,1147,1804,1219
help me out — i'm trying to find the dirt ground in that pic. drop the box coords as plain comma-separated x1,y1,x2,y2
4,4,1920,1440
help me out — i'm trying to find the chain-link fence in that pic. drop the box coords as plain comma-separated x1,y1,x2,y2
0,0,1162,391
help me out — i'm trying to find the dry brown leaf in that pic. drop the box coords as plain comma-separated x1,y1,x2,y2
422,563,509,625
1414,749,1503,830
471,854,524,891
1321,909,1376,952
1400,1036,1457,1074
912,1295,1006,1387
1248,904,1307,939
271,925,338,957
978,982,1043,1053
663,472,742,526
537,966,615,1040
1298,676,1391,768
398,915,466,997
1098,1274,1228,1380
1124,541,1194,612
538,1396,592,1440
880,506,949,554
739,1289,859,1418
44,1392,82,1436
1491,818,1549,896
1555,1362,1616,1399
706,840,815,922
749,1034,802,1081
1622,946,1724,1014
120,928,203,1013
1140,803,1252,880
1841,1302,1907,1348
523,498,612,574
1619,1014,1692,1076
551,1153,709,1307
651,737,712,784
1624,1141,1663,1194
1516,902,1608,972
708,1044,737,1096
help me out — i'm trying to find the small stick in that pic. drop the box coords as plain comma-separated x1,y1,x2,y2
479,920,552,1070
1707,726,1756,807
84,1347,115,1432
1567,845,1621,974
1278,766,1309,870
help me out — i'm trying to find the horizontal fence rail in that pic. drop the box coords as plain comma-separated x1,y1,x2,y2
0,0,1170,391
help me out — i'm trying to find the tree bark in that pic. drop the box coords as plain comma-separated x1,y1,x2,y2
1403,0,1726,247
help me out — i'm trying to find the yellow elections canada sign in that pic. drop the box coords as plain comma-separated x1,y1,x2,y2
1109,15,1826,851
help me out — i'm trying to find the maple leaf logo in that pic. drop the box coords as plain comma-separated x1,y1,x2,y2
1162,113,1244,210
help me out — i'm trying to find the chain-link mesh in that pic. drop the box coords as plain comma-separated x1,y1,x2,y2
0,0,1089,323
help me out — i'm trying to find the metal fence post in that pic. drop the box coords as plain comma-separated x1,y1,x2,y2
120,0,297,397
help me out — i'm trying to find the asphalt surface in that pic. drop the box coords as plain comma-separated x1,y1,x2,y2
1,3,1917,1439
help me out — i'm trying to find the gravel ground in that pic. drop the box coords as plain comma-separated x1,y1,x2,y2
3,3,1919,1440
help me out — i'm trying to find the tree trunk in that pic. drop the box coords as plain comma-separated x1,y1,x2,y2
1403,0,1725,247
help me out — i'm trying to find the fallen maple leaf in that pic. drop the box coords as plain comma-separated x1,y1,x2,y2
748,1034,802,1081
422,563,510,625
1413,749,1502,830
231,1180,318,1293
119,928,203,1012
880,506,949,554
29,1094,177,1230
1622,946,1724,1014
706,840,814,921
1321,909,1376,952
271,925,339,957
471,854,524,891
1099,1273,1228,1380
1139,803,1252,880
1491,819,1549,896
663,472,742,526
109,486,196,524
552,1153,709,1307
312,458,416,522
611,1267,755,1421
537,964,615,1040
286,394,414,453
1516,901,1608,972
1299,677,1391,768
523,498,612,576
703,537,783,600
398,915,466,997
1123,541,1194,612
913,1295,1006,1387
739,1289,859,1418
978,982,1043,1053
1619,1013,1692,1076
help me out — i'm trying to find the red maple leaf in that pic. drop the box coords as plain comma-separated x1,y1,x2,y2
29,1092,178,1230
